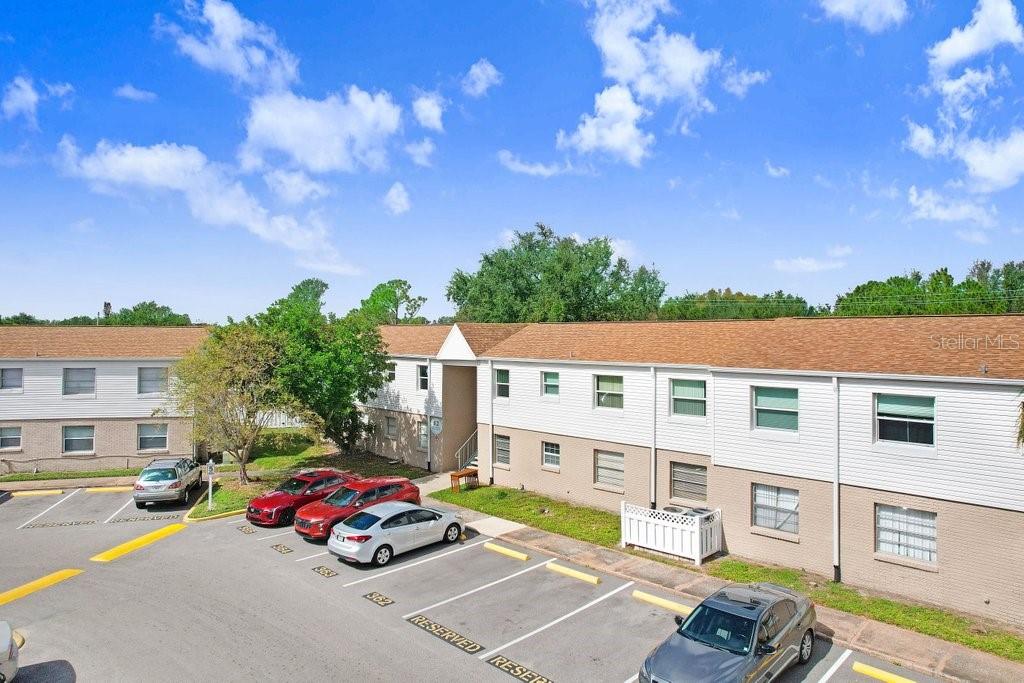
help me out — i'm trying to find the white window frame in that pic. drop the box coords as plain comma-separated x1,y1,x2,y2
541,371,559,397
0,426,22,450
751,483,800,534
0,367,24,392
494,434,511,466
137,367,169,395
752,386,799,432
137,423,169,451
874,394,935,447
417,364,429,391
875,504,937,564
669,379,707,418
594,449,625,490
594,375,624,410
385,416,398,439
386,362,397,382
495,368,510,399
542,441,560,469
670,462,707,502
62,425,95,454
416,421,429,451
62,368,96,397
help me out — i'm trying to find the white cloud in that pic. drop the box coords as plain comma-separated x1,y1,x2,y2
405,138,436,167
383,181,410,215
239,86,402,174
860,170,900,200
956,228,991,244
904,120,939,158
764,159,790,178
556,85,654,167
819,0,908,34
114,83,158,102
497,150,570,178
719,207,741,221
58,135,355,274
722,63,770,98
907,185,996,226
666,176,681,190
412,91,446,132
2,76,40,128
44,82,74,102
609,237,637,261
955,128,1024,192
156,0,299,91
827,244,853,257
461,58,503,97
926,0,1023,79
263,168,329,204
773,256,846,273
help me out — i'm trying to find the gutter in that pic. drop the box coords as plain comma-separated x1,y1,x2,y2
488,359,494,485
833,375,841,583
650,366,656,509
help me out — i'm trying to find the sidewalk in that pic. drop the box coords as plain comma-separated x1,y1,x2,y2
433,499,1023,683
0,475,139,492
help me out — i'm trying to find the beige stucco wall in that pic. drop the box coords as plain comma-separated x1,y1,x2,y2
0,417,193,473
840,484,1024,627
478,423,650,512
361,406,436,471
439,365,477,472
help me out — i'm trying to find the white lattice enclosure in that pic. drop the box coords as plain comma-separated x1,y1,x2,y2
620,502,722,566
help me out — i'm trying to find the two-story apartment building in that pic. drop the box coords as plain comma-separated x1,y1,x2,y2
369,316,1024,627
0,326,208,474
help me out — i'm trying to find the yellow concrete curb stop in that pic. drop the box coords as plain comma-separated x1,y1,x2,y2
90,523,187,562
85,486,134,493
0,569,83,607
851,662,917,683
11,489,64,497
632,589,693,616
547,561,601,585
483,541,529,561
12,630,25,650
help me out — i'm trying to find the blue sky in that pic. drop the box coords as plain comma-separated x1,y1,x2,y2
2,0,1023,322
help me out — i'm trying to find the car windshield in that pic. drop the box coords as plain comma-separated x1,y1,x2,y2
323,487,359,507
139,468,177,482
275,477,309,495
677,604,755,656
343,511,381,530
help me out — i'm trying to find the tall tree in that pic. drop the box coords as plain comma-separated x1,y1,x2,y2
0,313,46,325
256,279,389,452
446,223,666,322
834,265,1004,316
104,301,192,326
659,289,811,320
170,323,285,484
357,279,428,324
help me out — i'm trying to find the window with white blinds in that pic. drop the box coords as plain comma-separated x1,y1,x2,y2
670,379,706,417
875,394,935,445
753,387,798,431
595,375,624,409
875,504,937,563
670,462,707,501
542,442,560,468
138,367,168,394
752,483,799,534
0,368,23,390
594,450,625,488
63,368,96,395
494,435,511,465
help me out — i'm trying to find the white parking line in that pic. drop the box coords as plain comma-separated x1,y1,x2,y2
342,539,489,588
401,559,555,619
295,551,328,562
478,581,635,659
17,488,80,530
256,530,294,541
817,647,852,683
103,497,136,524
622,675,639,683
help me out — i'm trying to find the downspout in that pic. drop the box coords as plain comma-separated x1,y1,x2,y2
488,358,495,485
650,366,657,509
426,358,432,473
832,376,841,583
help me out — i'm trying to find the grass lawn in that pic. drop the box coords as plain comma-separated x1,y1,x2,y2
0,467,142,482
434,485,1024,663
188,475,286,520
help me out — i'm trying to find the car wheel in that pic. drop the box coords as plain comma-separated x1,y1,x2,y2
280,509,295,526
798,629,814,664
135,502,145,510
444,524,460,543
373,545,393,567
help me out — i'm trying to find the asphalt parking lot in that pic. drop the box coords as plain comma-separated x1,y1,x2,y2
0,488,938,682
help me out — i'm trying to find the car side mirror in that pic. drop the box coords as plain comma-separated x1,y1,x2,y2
756,643,777,656
355,501,363,508
673,615,683,626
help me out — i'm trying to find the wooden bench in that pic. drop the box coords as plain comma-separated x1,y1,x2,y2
450,467,479,493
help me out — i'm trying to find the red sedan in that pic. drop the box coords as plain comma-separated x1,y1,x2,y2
246,469,356,526
294,476,420,540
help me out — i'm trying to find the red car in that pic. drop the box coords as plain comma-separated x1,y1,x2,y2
294,476,420,540
246,469,356,526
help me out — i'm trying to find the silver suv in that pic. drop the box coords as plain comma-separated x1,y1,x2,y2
133,457,202,508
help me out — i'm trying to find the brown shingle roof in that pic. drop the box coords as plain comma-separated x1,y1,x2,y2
0,326,209,359
455,323,528,355
378,325,453,356
480,316,1024,380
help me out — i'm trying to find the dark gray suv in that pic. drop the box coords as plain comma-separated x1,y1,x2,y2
639,583,816,683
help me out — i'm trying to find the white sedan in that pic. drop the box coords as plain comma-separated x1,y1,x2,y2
327,501,463,566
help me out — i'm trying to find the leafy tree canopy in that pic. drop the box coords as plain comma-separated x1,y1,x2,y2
355,279,428,325
0,301,192,326
659,289,812,320
446,223,666,322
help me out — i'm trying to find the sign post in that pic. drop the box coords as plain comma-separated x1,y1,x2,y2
207,460,215,511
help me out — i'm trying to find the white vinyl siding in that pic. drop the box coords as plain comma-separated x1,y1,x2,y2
753,386,798,431
494,434,511,465
417,365,429,391
386,363,396,382
385,416,397,438
362,358,443,417
63,367,96,395
875,504,937,563
542,371,559,396
1,368,23,390
495,369,510,398
594,375,624,409
671,379,706,417
137,367,168,394
875,394,934,446
63,425,95,453
138,423,168,451
752,483,799,534
542,441,560,468
594,450,625,489
0,426,21,449
670,462,707,501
